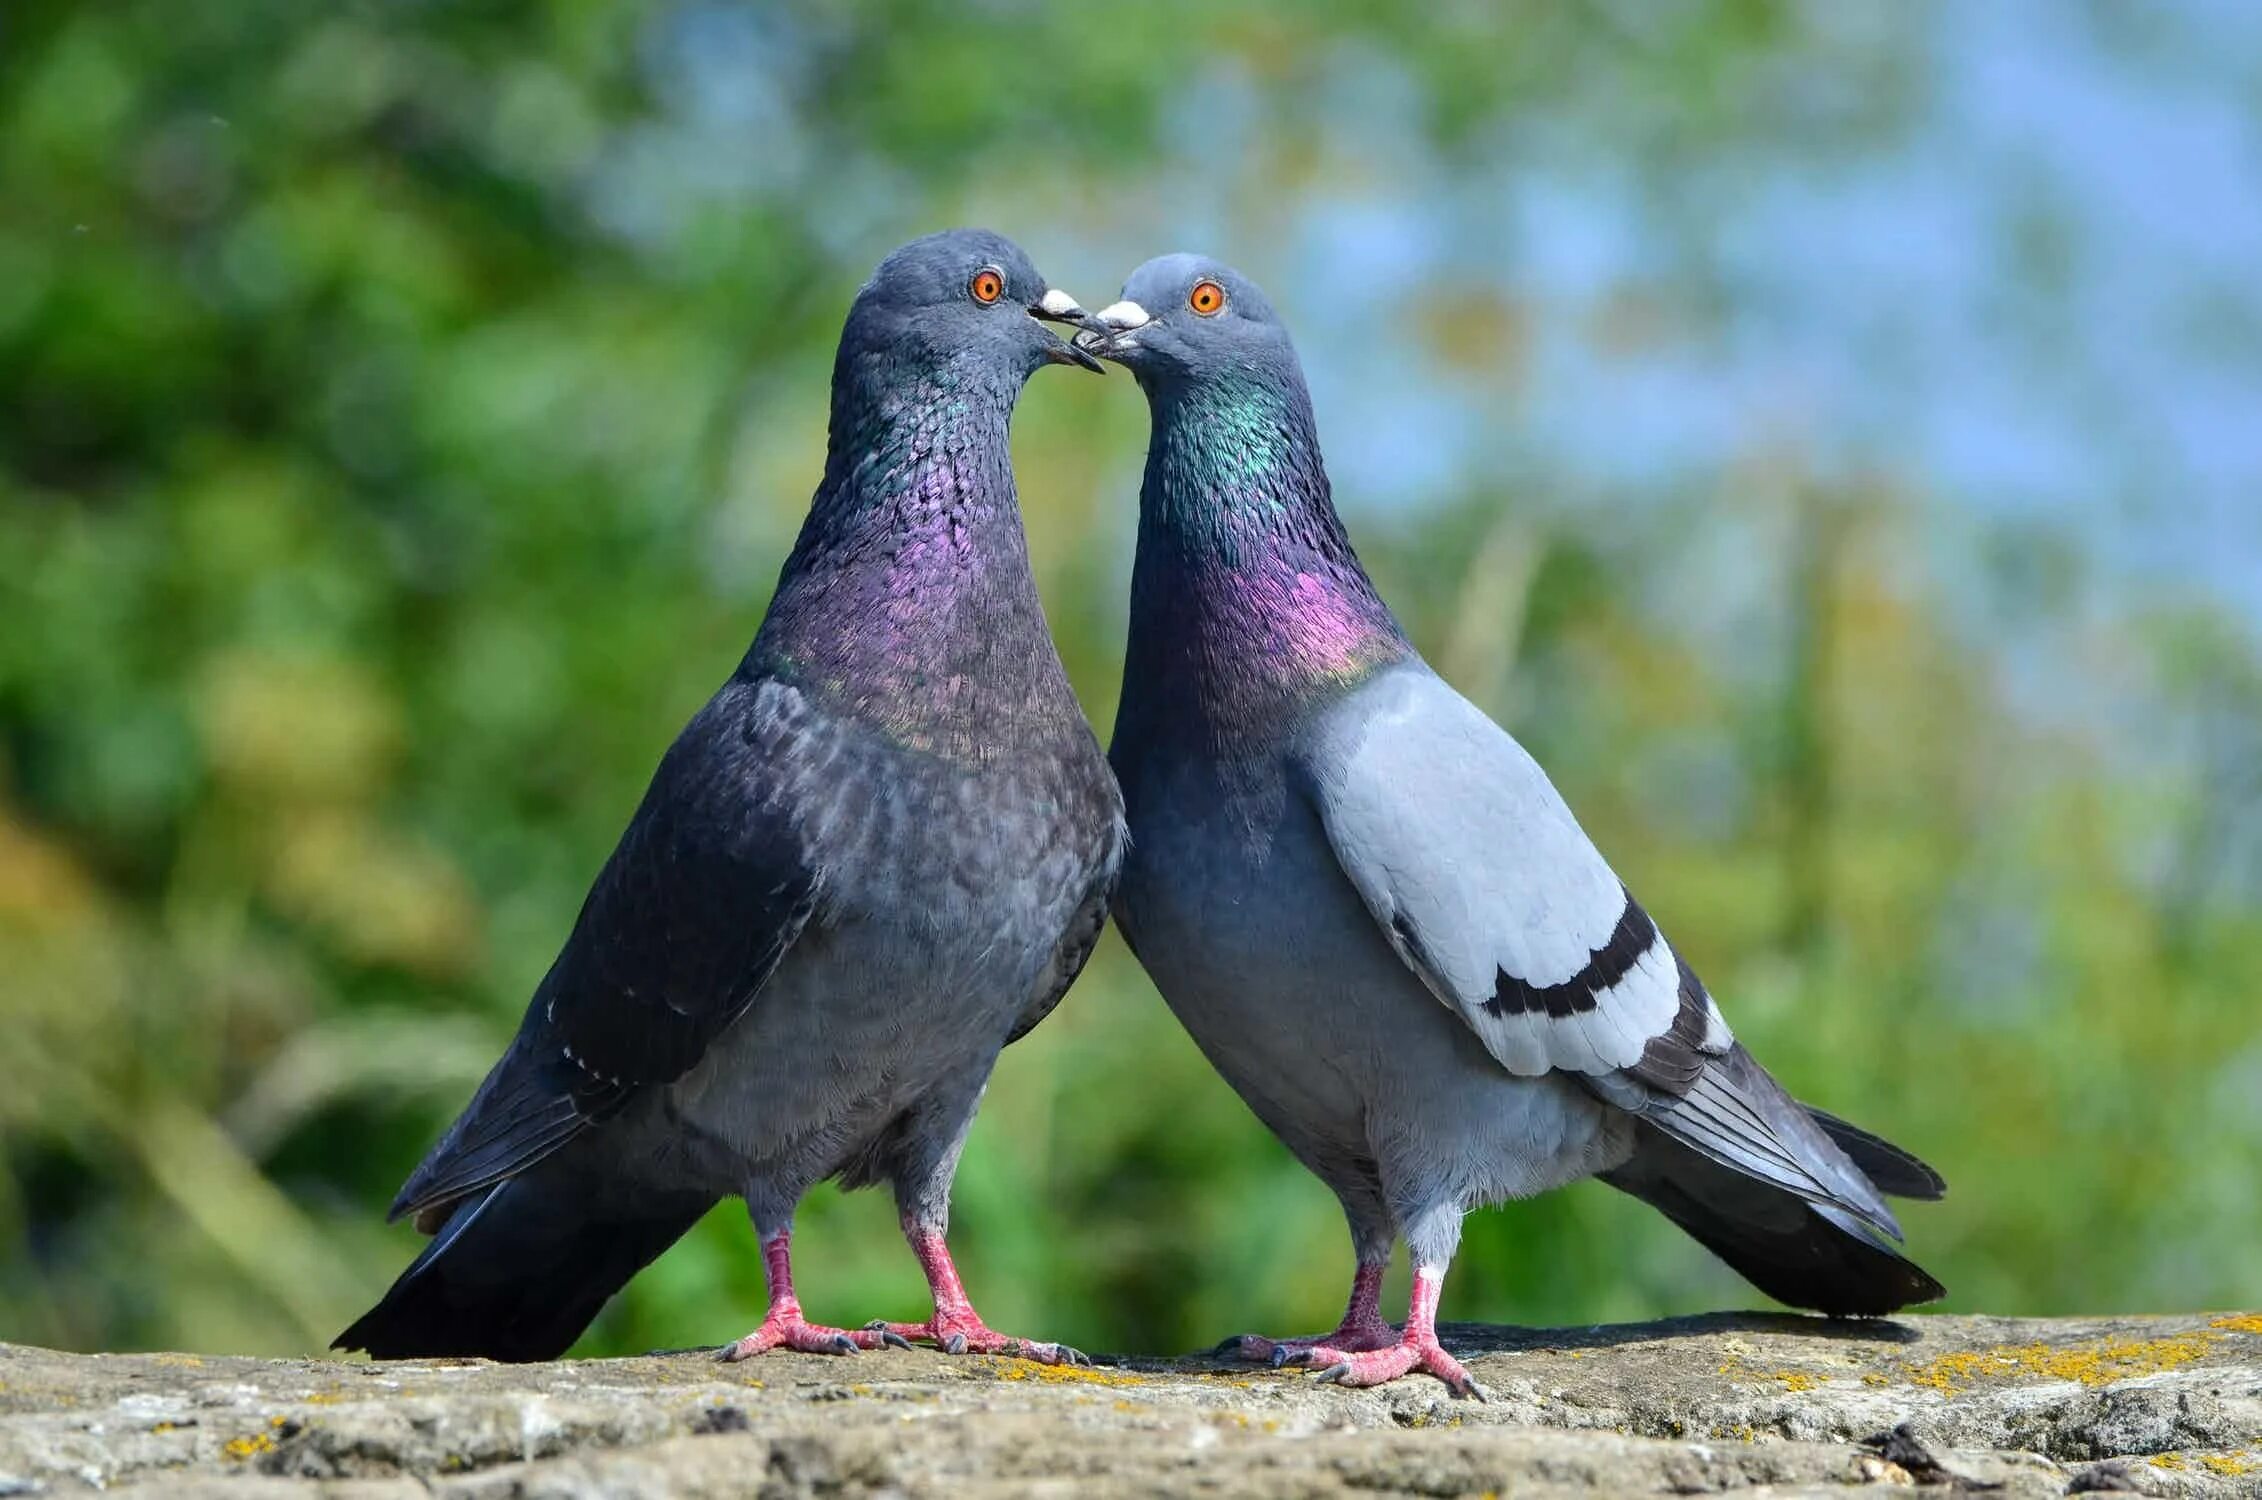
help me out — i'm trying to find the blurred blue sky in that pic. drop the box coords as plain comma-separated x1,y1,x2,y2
1274,3,2258,624
620,2,2258,637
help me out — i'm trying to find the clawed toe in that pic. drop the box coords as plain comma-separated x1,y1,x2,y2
1216,1333,1271,1362
851,1306,1083,1364
1305,1336,1480,1394
858,1322,916,1351
720,1316,882,1361
1221,1327,1385,1371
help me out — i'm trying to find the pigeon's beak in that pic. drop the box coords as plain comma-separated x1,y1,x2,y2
1072,300,1150,364
1031,287,1105,372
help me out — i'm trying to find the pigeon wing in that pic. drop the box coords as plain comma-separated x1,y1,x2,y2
1006,812,1125,1045
390,677,831,1221
1296,667,1901,1239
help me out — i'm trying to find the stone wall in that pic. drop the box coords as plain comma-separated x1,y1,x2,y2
4,1312,2260,1496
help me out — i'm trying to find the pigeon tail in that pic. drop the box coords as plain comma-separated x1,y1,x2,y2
337,1164,713,1362
386,1020,614,1226
1625,1043,1913,1243
1600,1123,1945,1317
1802,1104,1947,1201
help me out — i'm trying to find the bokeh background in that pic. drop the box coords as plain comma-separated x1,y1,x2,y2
4,0,2260,1359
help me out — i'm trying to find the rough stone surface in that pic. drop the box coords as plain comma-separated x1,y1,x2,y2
4,1313,2259,1497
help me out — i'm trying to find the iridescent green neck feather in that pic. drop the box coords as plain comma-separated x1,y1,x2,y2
1117,360,1411,767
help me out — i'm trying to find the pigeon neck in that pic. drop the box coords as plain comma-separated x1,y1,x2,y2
1120,371,1410,754
747,356,1073,758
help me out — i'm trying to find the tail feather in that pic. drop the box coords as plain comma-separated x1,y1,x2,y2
1636,1045,1905,1241
389,1024,603,1225
1803,1105,1947,1201
337,1164,713,1362
1603,1123,1945,1317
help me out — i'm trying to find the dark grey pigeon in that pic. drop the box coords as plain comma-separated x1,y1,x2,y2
336,230,1124,1366
1085,256,1944,1396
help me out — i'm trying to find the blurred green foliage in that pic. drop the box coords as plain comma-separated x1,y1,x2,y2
2,0,2258,1360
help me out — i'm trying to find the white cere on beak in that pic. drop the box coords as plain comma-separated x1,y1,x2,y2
1038,287,1083,318
1097,300,1150,331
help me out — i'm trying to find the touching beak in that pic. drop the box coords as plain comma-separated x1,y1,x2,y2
1031,287,1105,372
1072,300,1149,363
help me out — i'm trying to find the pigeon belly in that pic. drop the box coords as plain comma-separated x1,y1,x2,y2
659,743,1109,1207
1119,757,1633,1213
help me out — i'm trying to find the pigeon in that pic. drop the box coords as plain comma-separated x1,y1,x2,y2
336,229,1125,1366
1084,255,1944,1396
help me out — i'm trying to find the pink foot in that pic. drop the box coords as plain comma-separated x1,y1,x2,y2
720,1311,906,1361
1222,1262,1397,1368
717,1226,912,1363
1308,1332,1486,1398
1227,1323,1397,1368
1302,1261,1487,1399
874,1226,1087,1365
866,1310,1088,1366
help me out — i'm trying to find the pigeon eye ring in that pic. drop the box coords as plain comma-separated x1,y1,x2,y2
1188,278,1226,316
969,267,1005,305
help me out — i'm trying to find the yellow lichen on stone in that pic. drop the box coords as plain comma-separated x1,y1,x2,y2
1904,1333,2219,1394
2200,1453,2259,1477
2210,1313,2262,1336
222,1432,276,1460
996,1360,1147,1389
1718,1355,1824,1392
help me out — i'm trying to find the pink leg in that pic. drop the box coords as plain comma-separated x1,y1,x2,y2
1307,1263,1486,1398
864,1222,1087,1366
1224,1262,1399,1367
720,1229,910,1361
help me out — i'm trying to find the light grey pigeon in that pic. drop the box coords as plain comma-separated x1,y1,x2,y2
1084,255,1943,1396
336,229,1124,1365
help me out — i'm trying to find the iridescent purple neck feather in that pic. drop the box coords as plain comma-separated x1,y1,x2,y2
1117,360,1411,766
746,342,1076,763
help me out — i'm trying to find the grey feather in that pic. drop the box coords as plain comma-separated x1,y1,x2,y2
340,229,1124,1361
1102,250,1941,1332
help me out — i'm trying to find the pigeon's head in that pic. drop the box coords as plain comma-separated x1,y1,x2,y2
842,228,1100,385
1075,254,1295,389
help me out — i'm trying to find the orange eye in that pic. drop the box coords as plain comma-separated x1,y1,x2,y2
970,268,1004,305
1188,279,1226,316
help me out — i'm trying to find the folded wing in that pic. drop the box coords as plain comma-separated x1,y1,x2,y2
1296,666,1905,1242
390,677,829,1223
